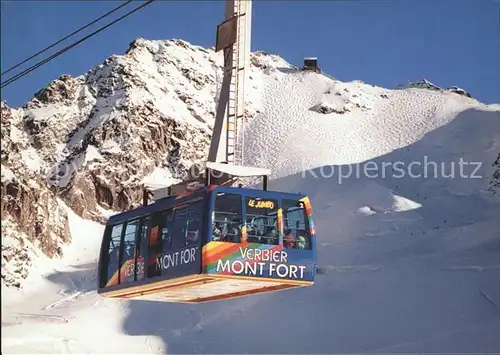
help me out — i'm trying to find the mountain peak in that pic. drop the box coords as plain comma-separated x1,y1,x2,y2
396,78,473,98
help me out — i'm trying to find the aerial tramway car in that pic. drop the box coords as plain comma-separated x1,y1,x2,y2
97,163,316,303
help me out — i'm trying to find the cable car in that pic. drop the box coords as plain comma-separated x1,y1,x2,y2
97,163,316,303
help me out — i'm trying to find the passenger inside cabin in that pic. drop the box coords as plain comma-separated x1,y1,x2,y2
284,230,295,249
266,226,279,245
224,221,240,242
212,220,241,242
212,221,224,241
284,230,309,249
296,235,308,249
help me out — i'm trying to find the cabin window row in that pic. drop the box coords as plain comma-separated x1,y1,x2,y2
102,201,204,288
212,192,312,250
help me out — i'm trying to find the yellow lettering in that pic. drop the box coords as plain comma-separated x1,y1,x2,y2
248,200,275,209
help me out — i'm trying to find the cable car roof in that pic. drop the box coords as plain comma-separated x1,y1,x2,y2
105,184,308,226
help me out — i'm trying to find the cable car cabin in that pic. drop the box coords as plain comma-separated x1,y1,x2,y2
97,185,316,303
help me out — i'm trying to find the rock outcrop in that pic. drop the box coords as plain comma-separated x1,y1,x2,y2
395,79,473,99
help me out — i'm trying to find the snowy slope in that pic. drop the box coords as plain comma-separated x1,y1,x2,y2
2,38,500,354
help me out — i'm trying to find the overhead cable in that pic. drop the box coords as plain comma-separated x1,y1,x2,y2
1,0,134,77
1,0,155,89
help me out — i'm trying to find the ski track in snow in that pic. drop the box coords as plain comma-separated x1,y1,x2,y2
2,40,500,354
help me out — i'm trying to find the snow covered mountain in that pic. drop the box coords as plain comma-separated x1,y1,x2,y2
1,38,500,354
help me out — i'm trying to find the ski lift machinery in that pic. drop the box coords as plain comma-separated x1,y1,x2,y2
97,0,317,303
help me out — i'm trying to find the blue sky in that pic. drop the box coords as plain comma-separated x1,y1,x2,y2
1,0,499,107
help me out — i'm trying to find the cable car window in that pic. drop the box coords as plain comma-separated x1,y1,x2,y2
282,199,311,250
120,219,140,284
105,223,124,286
170,202,203,248
245,197,278,245
161,210,173,250
185,202,202,246
134,216,148,281
213,193,242,243
171,208,188,249
147,210,172,279
140,217,149,244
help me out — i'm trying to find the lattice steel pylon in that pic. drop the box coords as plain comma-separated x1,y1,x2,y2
208,0,252,167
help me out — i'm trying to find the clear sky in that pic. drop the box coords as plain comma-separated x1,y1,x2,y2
1,0,499,107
